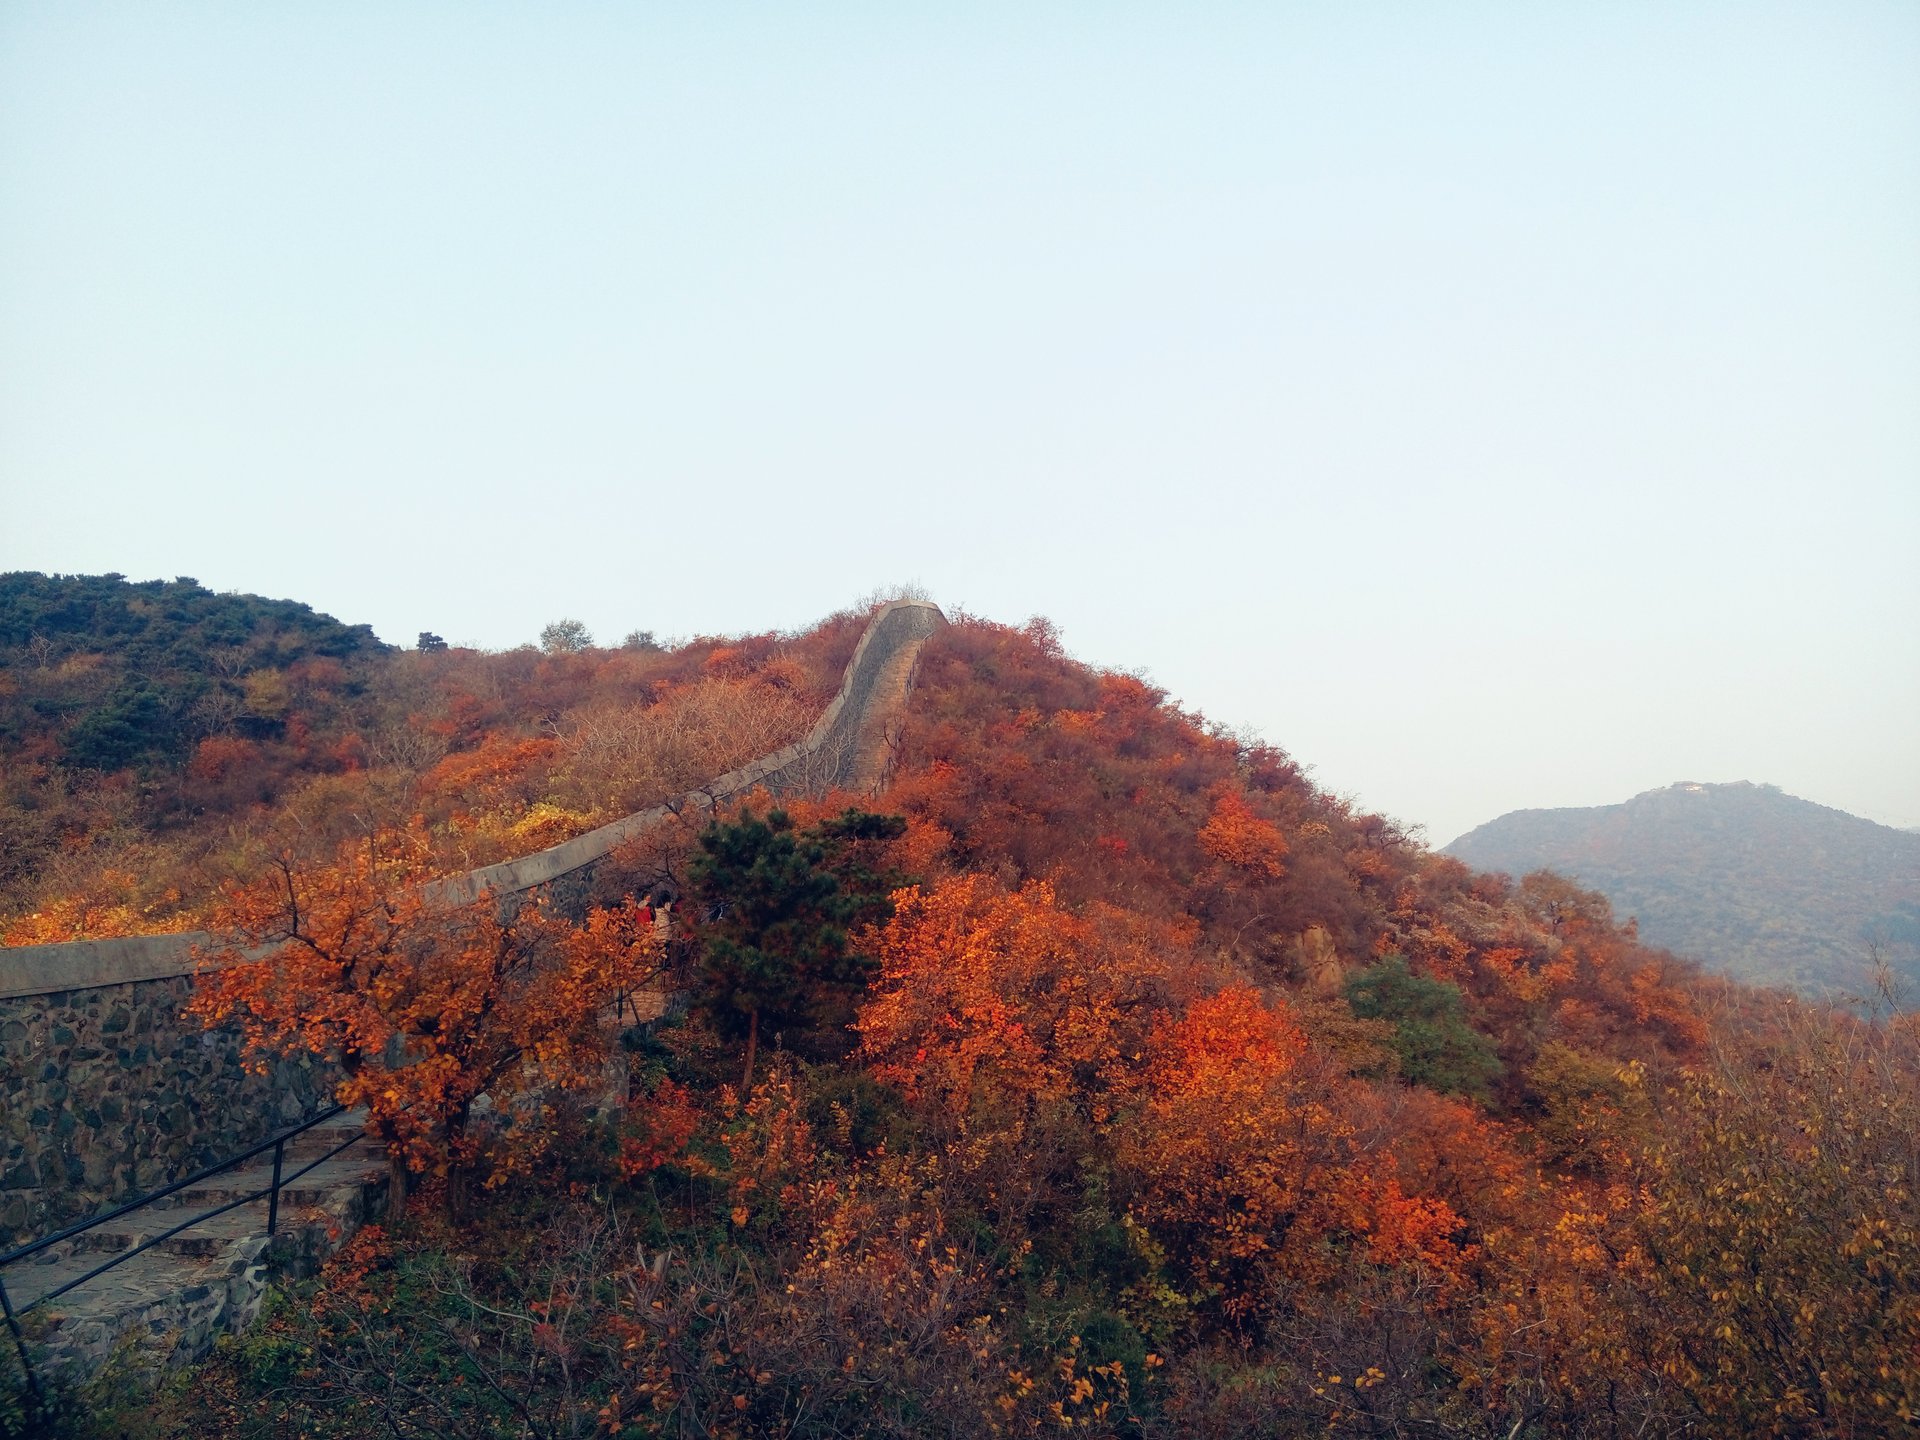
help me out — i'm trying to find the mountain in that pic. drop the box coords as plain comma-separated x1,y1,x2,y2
1445,781,1920,999
0,570,388,771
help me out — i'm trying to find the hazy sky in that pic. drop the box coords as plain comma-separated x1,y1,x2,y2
3,2,1916,845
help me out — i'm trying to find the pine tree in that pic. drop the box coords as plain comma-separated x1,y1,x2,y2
690,807,904,1087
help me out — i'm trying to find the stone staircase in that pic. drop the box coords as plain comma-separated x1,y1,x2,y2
5,1110,384,1379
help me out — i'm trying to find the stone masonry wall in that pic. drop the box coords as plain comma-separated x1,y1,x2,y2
0,601,946,1253
0,977,327,1249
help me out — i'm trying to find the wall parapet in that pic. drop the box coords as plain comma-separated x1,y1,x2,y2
0,933,208,1004
0,600,946,1000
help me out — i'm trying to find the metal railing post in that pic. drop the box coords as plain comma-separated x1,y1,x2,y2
267,1138,284,1237
0,1272,39,1406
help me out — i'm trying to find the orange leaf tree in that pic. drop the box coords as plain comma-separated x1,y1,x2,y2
855,874,1185,1129
1197,787,1290,881
190,824,662,1209
1115,987,1355,1322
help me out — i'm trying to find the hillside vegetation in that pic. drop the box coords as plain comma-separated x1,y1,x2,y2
0,572,863,946
9,600,1917,1440
1446,781,1920,999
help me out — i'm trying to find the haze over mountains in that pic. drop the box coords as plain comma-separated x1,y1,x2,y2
1446,782,1920,1000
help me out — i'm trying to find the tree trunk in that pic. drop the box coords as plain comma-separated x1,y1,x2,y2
386,1151,408,1223
741,1008,760,1092
444,1109,472,1222
446,1162,471,1225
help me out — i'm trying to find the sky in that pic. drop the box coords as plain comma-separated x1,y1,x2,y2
2,2,1915,846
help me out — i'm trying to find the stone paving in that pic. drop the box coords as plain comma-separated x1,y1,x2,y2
842,623,934,795
5,1110,384,1380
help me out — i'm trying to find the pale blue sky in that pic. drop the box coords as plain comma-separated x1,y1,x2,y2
3,2,1916,844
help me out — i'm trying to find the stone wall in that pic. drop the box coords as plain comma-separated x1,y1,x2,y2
428,599,946,906
759,598,944,795
0,600,946,1252
0,976,328,1248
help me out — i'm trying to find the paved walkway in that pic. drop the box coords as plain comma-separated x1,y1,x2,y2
843,624,935,795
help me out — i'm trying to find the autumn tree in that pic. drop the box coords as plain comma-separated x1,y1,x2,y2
689,806,904,1088
190,823,662,1212
1197,786,1290,880
1114,986,1330,1323
550,676,810,816
1593,1007,1916,1435
856,873,1190,1130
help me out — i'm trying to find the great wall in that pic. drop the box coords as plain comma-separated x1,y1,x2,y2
0,599,946,1383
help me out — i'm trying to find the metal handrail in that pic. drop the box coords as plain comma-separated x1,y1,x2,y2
0,1102,369,1399
0,1103,346,1268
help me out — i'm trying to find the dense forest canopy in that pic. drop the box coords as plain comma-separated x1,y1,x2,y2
0,571,385,769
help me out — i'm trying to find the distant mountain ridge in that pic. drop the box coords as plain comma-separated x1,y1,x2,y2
1445,781,1920,999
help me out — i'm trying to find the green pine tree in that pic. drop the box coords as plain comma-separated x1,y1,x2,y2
690,807,905,1088
1345,954,1503,1100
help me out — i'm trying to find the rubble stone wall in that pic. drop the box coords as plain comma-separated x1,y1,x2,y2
0,976,327,1249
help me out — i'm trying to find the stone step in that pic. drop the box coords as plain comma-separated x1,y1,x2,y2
270,1152,388,1208
69,1153,387,1259
287,1111,372,1155
17,1222,308,1373
158,1146,383,1212
159,1162,293,1211
6,1119,381,1307
9,1125,389,1379
75,1201,272,1260
7,1232,206,1314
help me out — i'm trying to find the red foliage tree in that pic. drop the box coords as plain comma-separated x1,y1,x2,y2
190,824,662,1210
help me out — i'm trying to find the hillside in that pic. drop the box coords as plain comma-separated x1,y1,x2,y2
0,571,386,770
8,602,1917,1439
0,572,869,944
1446,781,1920,999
